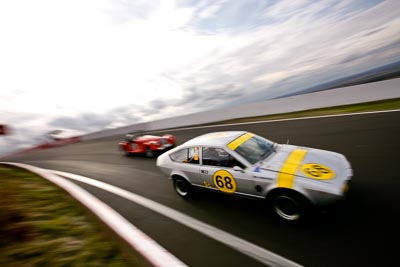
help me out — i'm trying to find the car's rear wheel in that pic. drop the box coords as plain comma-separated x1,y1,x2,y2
173,177,193,199
269,190,310,222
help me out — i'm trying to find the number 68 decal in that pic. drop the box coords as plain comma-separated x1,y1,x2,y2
213,170,237,193
300,163,335,180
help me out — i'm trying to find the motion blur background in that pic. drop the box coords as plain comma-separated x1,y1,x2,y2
1,0,399,156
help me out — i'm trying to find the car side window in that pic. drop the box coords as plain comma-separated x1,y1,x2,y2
170,147,199,164
202,147,244,168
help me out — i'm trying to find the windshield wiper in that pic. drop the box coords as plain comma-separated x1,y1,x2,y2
260,143,277,160
260,148,272,160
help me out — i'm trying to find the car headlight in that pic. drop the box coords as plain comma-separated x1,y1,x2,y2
341,180,351,194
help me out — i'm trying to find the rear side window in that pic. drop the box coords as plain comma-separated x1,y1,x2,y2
170,147,199,164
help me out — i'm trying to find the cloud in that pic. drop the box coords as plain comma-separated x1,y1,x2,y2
149,100,167,110
49,114,110,132
107,0,161,24
164,0,400,105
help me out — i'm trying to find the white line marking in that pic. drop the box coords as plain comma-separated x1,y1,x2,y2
52,169,303,267
150,109,400,133
1,162,187,267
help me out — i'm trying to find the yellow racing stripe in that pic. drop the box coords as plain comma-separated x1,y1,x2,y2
277,149,308,188
227,133,254,150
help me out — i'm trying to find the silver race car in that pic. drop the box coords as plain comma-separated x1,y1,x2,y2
156,131,352,221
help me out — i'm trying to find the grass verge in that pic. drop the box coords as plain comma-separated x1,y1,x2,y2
0,164,139,267
215,98,400,125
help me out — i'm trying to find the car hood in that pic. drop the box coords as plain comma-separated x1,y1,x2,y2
255,144,351,181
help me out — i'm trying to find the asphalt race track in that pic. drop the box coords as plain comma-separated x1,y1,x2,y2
3,110,400,267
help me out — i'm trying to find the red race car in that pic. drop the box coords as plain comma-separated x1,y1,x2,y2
119,131,176,157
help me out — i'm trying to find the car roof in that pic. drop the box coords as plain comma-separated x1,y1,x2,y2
182,131,248,147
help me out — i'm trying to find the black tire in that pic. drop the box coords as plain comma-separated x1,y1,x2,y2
173,177,193,199
145,147,155,158
269,190,310,222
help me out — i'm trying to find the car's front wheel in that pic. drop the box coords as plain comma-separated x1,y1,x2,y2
269,190,310,222
145,147,155,158
173,177,193,199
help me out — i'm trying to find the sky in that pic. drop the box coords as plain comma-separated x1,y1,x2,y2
1,0,400,156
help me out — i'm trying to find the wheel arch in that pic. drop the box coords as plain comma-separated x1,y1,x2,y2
143,141,156,150
266,187,314,206
171,173,191,184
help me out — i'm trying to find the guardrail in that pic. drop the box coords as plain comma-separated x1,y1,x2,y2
81,78,400,141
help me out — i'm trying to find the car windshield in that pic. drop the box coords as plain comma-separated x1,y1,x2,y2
233,135,275,164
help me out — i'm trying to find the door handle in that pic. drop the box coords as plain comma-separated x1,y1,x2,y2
201,170,208,174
